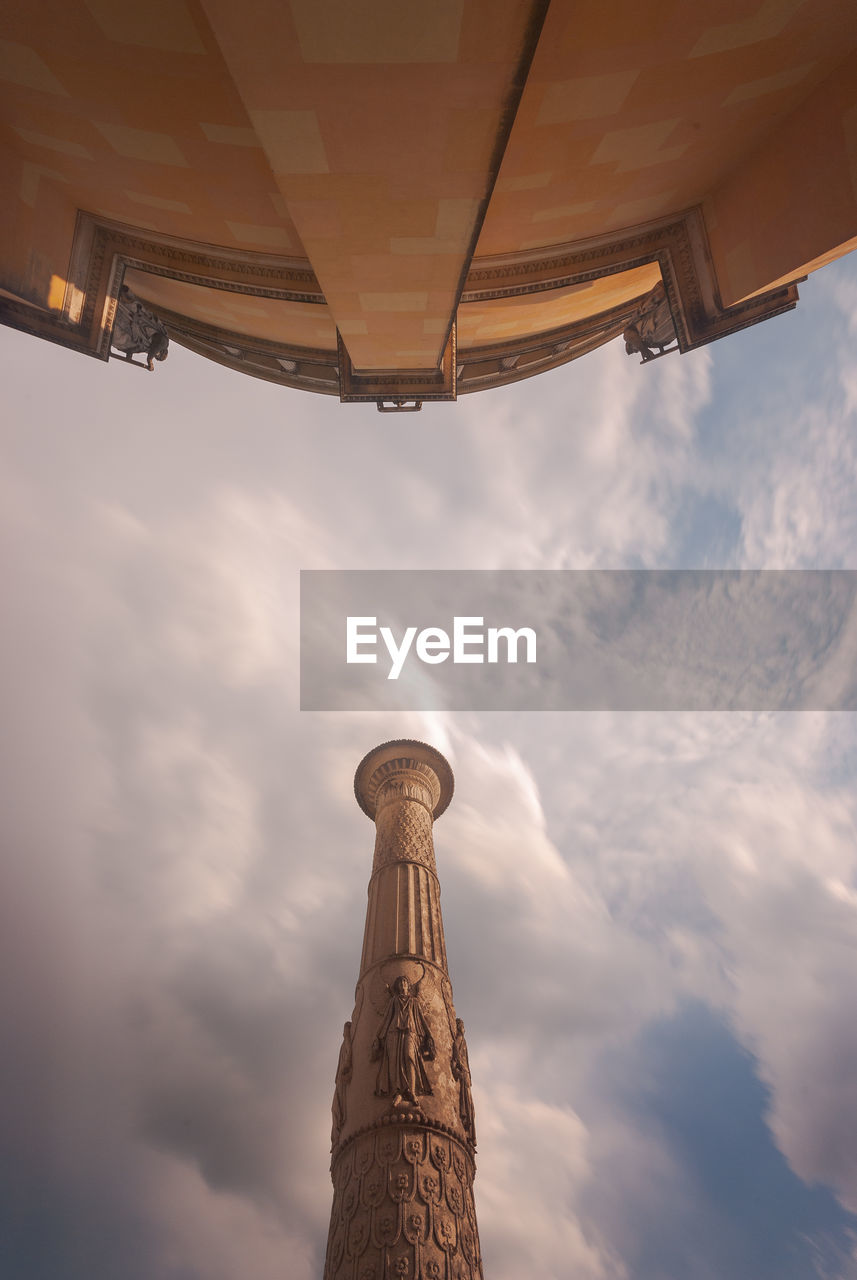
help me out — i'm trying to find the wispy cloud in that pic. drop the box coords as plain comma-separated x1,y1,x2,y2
2,256,857,1279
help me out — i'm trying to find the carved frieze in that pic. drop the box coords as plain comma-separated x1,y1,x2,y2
376,775,436,816
1,207,799,399
324,1127,482,1280
372,799,437,875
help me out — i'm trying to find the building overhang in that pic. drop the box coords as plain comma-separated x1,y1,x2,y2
0,0,853,404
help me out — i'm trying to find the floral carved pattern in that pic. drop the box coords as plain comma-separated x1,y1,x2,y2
323,1128,482,1280
373,802,437,873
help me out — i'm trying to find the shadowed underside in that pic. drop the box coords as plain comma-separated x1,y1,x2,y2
1,0,856,405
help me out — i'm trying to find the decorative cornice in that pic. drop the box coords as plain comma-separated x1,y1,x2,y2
78,212,321,290
332,1110,476,1168
156,306,341,396
460,206,798,357
0,206,800,398
355,742,454,821
337,326,458,405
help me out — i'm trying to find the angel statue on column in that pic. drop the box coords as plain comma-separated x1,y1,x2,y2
371,973,435,1104
451,1018,476,1146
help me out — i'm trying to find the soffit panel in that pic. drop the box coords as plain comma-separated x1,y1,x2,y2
458,261,661,344
124,267,337,349
476,0,857,257
0,1,306,262
199,0,544,372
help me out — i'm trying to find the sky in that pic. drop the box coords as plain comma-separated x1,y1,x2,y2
2,252,857,1280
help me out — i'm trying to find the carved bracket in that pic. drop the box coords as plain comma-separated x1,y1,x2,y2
377,398,423,412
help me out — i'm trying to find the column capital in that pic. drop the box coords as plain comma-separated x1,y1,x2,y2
354,739,454,822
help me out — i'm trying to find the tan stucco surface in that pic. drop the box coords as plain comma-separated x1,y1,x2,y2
1,0,856,378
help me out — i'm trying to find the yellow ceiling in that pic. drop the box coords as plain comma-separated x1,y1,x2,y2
1,0,856,375
458,262,661,344
124,268,337,348
477,0,856,255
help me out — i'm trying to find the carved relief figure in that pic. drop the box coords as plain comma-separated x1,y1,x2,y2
623,281,677,361
451,1019,476,1146
371,975,435,1103
112,284,169,370
331,1021,353,1147
623,323,655,360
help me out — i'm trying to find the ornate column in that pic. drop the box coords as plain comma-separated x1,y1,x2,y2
324,741,482,1280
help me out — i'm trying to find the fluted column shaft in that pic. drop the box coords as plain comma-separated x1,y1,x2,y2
360,770,447,976
324,742,482,1280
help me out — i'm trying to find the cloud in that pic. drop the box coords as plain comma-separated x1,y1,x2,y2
441,339,711,570
2,257,857,1280
477,1083,627,1280
583,1002,857,1280
441,714,857,1276
686,254,857,570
